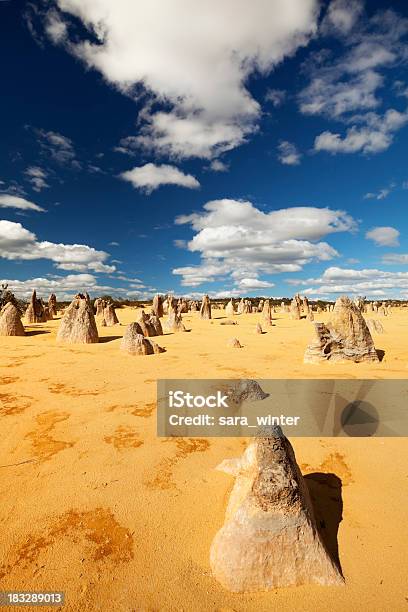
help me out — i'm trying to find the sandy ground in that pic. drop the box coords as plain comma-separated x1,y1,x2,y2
1,306,407,611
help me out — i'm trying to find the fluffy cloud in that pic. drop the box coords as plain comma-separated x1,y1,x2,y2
41,0,319,159
237,278,275,290
173,199,356,287
119,163,199,193
301,4,408,155
0,220,113,272
314,109,408,154
293,266,408,298
24,166,49,192
277,140,301,165
0,194,45,212
366,226,400,247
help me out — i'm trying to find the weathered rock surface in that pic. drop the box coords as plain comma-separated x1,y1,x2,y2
255,322,263,334
210,430,344,592
220,320,238,326
57,294,99,344
304,296,379,363
261,299,272,326
48,293,57,317
0,302,25,336
120,323,164,355
290,294,302,320
165,309,186,332
200,295,212,320
225,300,235,318
224,379,269,404
152,294,164,318
103,303,119,326
366,319,384,334
25,290,47,323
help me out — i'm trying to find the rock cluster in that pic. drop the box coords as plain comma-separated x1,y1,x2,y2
304,296,379,363
120,322,164,355
138,311,163,336
210,430,344,592
57,293,99,344
25,290,47,323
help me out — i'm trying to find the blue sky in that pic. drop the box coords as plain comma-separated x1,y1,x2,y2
1,0,408,300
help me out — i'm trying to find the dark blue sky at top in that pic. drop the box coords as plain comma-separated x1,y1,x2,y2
1,0,408,300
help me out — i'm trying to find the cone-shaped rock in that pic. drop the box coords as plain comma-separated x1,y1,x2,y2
200,295,212,320
25,290,47,323
120,323,164,355
304,296,379,363
261,299,272,326
255,322,263,334
94,298,105,317
103,303,119,326
227,337,242,348
224,380,269,404
0,303,25,336
57,294,99,344
225,300,235,318
152,294,164,318
290,295,301,320
48,293,57,317
210,430,344,592
165,309,186,332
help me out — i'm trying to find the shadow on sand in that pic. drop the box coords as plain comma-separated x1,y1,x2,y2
304,472,344,575
99,336,122,343
25,329,51,336
376,349,385,361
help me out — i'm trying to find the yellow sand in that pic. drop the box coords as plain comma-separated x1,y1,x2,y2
0,306,407,611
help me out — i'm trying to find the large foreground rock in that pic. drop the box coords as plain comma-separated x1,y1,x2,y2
57,294,99,344
304,296,379,363
210,430,344,592
0,303,25,336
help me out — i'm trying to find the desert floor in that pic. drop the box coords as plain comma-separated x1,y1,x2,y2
1,306,407,611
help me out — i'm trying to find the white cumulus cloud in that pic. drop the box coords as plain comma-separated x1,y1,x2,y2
119,163,200,193
0,219,114,272
173,199,356,286
42,0,319,159
366,226,400,247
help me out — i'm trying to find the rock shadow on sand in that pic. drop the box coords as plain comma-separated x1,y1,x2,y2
304,472,344,576
25,329,51,336
98,335,123,343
